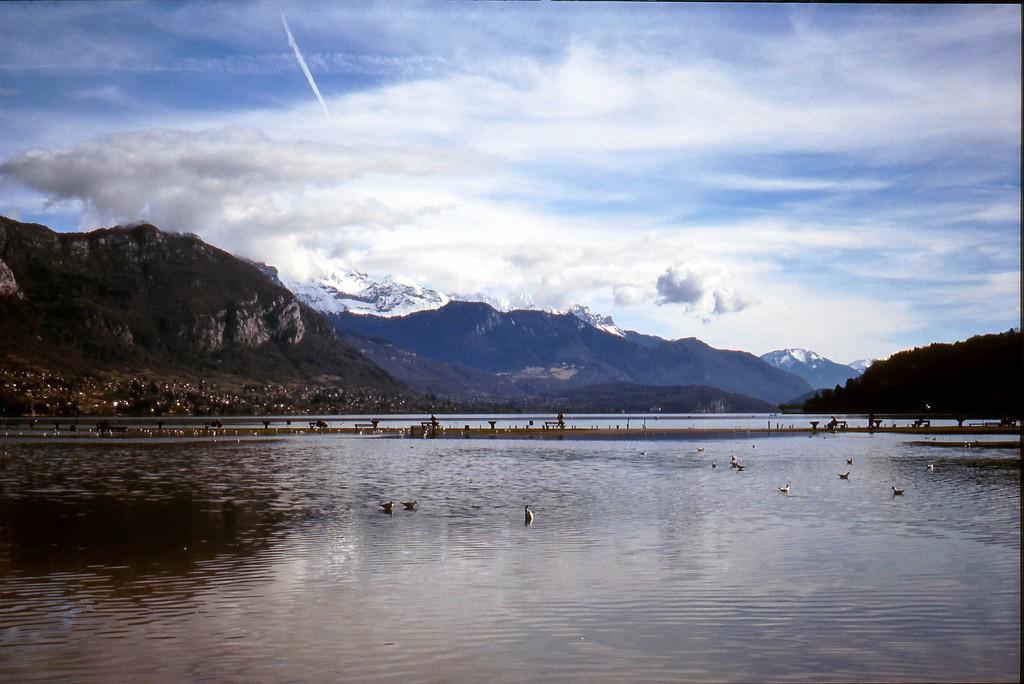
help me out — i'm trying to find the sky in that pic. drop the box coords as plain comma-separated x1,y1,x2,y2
0,2,1019,364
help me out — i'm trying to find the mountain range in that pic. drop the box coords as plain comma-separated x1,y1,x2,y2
327,301,813,405
1,217,867,414
280,259,862,401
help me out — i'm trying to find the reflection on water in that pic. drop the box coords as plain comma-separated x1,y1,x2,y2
0,434,1019,682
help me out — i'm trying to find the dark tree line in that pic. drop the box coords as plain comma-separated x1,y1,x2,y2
802,330,1022,415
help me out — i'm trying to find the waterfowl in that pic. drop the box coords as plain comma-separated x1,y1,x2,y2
927,464,935,471
838,472,850,479
846,458,853,465
696,447,705,452
779,483,790,494
892,486,904,496
401,500,418,510
711,461,717,468
734,463,746,471
524,505,534,525
380,500,395,513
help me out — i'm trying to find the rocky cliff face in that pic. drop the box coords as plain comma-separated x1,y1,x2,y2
0,258,21,299
0,216,400,390
187,296,305,353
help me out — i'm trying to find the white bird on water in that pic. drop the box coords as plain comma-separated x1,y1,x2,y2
524,505,534,525
927,463,935,471
779,483,790,494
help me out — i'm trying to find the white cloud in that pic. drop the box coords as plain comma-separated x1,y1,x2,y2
655,262,753,319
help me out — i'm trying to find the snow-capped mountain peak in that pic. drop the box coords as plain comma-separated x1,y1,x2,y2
848,358,874,373
763,348,823,368
283,266,449,317
562,304,625,337
760,348,860,390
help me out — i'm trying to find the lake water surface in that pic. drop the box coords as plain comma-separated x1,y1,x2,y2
1,432,1019,682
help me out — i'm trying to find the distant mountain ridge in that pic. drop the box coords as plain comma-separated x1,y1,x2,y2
329,301,812,404
281,263,632,340
760,348,861,389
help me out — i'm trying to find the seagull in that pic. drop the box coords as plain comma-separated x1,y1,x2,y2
779,483,790,494
380,500,395,513
838,472,850,479
927,464,935,471
846,458,853,465
524,505,534,525
401,500,418,510
892,486,904,496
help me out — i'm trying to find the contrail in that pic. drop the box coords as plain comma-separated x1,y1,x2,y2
280,9,330,117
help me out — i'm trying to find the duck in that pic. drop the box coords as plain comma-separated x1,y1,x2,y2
779,483,790,494
734,463,746,471
401,500,418,511
524,505,534,525
711,461,717,468
380,500,395,513
838,472,850,479
892,486,904,496
926,463,935,471
846,458,854,465
696,447,705,452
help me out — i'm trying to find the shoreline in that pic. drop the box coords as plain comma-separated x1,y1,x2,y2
1,424,1019,443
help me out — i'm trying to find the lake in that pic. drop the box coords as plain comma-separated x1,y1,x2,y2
1,431,1019,682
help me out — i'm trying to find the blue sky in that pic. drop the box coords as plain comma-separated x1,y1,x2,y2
0,1,1019,363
